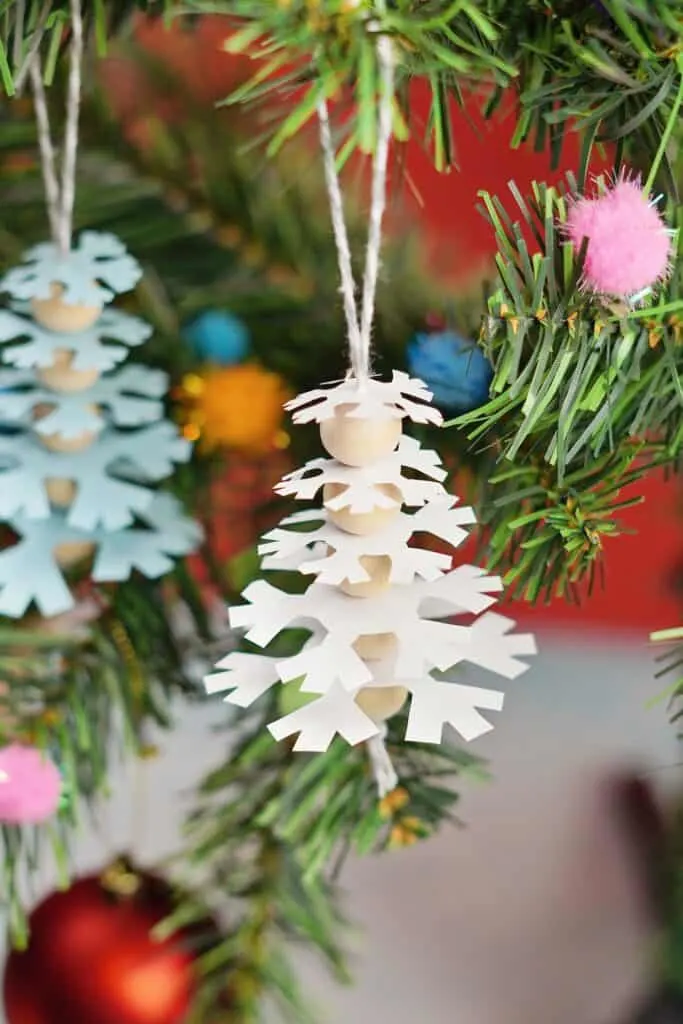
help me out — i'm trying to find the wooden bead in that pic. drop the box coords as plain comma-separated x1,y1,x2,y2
33,403,99,453
340,554,392,597
356,684,408,723
31,284,101,334
353,632,397,661
46,478,76,507
323,482,402,536
320,404,401,467
36,349,99,393
53,540,95,569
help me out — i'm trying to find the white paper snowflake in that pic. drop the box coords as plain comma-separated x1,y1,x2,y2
0,306,151,372
1,233,142,306
230,570,510,688
0,365,168,439
286,371,443,425
275,435,447,511
0,422,190,530
0,493,202,618
259,493,475,585
207,605,536,751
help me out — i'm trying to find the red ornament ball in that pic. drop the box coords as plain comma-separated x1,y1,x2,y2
4,860,219,1024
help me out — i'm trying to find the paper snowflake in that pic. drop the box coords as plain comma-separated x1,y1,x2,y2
208,602,535,751
1,233,142,306
207,563,535,749
275,436,447,511
0,306,151,372
0,365,168,439
0,423,190,530
0,494,202,618
286,371,443,424
260,494,475,585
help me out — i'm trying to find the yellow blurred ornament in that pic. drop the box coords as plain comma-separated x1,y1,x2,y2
176,364,291,454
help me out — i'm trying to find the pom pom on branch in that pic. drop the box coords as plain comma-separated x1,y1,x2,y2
565,176,673,302
0,744,61,824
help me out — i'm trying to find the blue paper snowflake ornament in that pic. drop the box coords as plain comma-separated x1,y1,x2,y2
0,231,202,618
407,329,493,413
0,232,142,307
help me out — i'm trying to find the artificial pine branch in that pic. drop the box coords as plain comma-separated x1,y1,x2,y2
172,694,487,1020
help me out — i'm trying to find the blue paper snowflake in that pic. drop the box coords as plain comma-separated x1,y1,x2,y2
0,423,191,531
0,306,151,372
0,494,202,617
1,233,142,306
0,365,168,439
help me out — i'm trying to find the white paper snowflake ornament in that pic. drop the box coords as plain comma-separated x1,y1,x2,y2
1,233,142,333
205,374,537,754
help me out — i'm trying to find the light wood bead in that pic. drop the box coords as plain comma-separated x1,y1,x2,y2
340,554,392,597
31,284,102,334
320,404,401,467
323,482,402,536
53,540,95,569
46,477,77,507
33,403,99,453
353,632,397,661
36,349,99,393
356,684,408,723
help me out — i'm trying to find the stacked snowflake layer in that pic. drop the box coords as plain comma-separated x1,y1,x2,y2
206,373,536,751
0,233,201,617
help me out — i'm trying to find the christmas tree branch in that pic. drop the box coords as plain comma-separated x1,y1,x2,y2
172,693,488,1020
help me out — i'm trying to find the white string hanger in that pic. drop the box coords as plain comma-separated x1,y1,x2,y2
316,26,395,385
28,0,84,257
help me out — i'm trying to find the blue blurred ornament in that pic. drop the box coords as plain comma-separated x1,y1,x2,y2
184,310,250,365
407,330,493,413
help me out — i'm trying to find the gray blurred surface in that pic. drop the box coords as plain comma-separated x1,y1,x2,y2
1,632,678,1024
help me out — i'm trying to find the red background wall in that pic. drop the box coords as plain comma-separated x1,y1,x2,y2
124,17,681,637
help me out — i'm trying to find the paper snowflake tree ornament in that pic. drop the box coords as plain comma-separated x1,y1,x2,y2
0,233,200,618
206,373,536,752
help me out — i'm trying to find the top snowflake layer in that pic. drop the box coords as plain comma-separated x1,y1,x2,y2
1,233,142,306
0,306,151,372
285,371,443,425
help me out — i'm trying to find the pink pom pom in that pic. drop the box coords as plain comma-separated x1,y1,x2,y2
566,177,673,299
0,744,62,824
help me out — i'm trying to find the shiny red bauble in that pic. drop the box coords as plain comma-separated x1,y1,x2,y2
3,859,218,1024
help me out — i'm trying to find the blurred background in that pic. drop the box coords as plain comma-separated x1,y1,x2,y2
0,12,680,1024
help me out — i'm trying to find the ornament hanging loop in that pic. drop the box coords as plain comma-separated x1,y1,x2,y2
316,30,395,384
28,0,84,256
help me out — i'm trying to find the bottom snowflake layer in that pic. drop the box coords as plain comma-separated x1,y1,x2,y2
0,494,202,617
